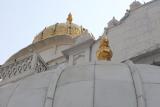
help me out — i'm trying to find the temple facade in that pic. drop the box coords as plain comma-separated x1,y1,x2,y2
0,0,160,107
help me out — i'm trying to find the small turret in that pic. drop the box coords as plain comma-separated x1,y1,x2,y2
130,0,142,11
108,17,119,28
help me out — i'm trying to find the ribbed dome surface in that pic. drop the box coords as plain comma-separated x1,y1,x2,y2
0,62,160,107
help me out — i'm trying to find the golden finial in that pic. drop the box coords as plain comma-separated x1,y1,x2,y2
67,13,73,24
96,36,112,61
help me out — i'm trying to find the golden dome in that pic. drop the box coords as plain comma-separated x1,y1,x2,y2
33,13,86,43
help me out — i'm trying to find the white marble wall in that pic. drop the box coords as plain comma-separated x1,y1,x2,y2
91,40,100,62
39,45,71,64
103,0,160,62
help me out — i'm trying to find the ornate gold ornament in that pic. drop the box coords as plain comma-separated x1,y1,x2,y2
96,37,112,61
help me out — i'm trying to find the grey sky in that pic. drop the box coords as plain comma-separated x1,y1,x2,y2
0,0,151,64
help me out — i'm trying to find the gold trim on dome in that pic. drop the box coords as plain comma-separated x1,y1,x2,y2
33,13,86,43
96,37,112,61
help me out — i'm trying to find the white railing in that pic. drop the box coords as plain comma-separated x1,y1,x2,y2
0,53,47,82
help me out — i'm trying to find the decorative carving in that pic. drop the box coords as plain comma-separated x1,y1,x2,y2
0,53,47,81
35,57,47,73
96,37,112,61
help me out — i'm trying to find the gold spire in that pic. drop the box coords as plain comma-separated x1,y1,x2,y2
96,37,112,61
67,13,73,24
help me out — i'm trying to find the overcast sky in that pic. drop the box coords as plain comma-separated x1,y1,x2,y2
0,0,151,64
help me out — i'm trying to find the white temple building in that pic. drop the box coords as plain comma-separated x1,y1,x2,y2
0,0,160,107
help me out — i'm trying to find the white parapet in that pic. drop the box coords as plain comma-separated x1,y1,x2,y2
0,53,47,85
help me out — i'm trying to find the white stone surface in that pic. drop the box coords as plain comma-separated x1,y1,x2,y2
63,38,94,65
0,69,55,107
0,62,160,107
91,40,100,62
39,45,71,64
135,64,160,107
101,0,160,63
94,63,136,107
